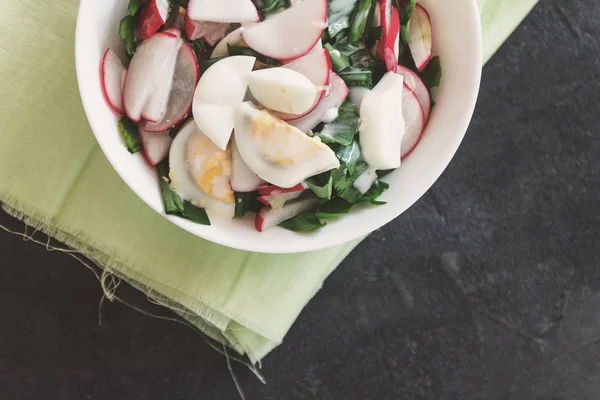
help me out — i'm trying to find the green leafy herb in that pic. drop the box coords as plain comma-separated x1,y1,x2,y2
316,198,354,218
328,0,360,38
227,44,281,66
253,0,291,18
279,212,327,232
369,25,383,41
333,160,369,203
348,0,373,44
128,0,146,16
338,69,373,88
119,15,137,56
118,117,142,154
377,169,395,178
357,179,389,205
317,100,359,146
235,192,262,217
419,55,442,90
306,171,333,200
324,43,351,72
157,160,211,225
335,140,361,175
398,0,417,45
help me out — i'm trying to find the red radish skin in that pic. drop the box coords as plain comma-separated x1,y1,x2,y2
137,0,170,41
139,128,172,166
258,183,306,197
274,49,332,121
255,196,320,232
163,28,182,37
409,4,433,72
383,7,400,71
242,0,327,61
100,49,126,114
401,84,425,159
394,65,431,121
139,40,200,132
374,0,392,59
290,73,349,133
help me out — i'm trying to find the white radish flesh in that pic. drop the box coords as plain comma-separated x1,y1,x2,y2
100,49,126,114
139,128,172,166
359,72,405,170
247,68,317,115
275,49,332,120
231,138,265,192
234,103,340,188
188,0,259,24
193,56,256,150
242,0,327,61
255,195,320,232
409,4,433,72
123,32,181,122
203,23,233,46
394,65,431,121
185,16,222,41
290,73,349,133
401,84,425,159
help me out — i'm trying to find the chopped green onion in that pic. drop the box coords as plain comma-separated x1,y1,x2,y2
199,56,226,72
119,15,137,57
338,69,373,88
357,179,389,205
316,100,359,146
253,0,291,18
235,192,262,217
118,117,142,154
348,0,373,44
182,201,211,225
324,43,351,72
369,25,383,41
316,198,354,218
305,171,333,200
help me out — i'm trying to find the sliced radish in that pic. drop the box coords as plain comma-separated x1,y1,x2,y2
257,190,305,210
139,128,172,166
373,0,391,56
193,56,256,150
235,103,339,188
274,49,332,121
100,49,126,114
258,183,306,197
401,84,425,159
188,0,259,24
123,32,181,122
231,138,265,192
203,23,232,47
290,73,348,133
210,27,244,58
163,28,182,37
247,68,318,115
255,195,320,232
379,5,400,71
185,14,222,41
408,4,433,72
359,71,405,170
242,0,327,61
139,40,199,132
137,0,170,41
394,64,431,121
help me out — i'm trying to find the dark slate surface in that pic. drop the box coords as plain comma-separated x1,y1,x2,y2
1,0,599,398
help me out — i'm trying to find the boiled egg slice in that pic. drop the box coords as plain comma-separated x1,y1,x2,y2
234,102,340,188
247,67,317,115
359,71,405,170
169,119,235,218
192,55,256,150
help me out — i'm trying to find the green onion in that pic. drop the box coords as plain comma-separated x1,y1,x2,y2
118,117,142,154
338,69,373,88
316,100,360,146
235,192,262,217
357,179,389,205
253,0,291,18
316,198,354,218
324,43,351,73
369,25,383,41
128,0,145,16
348,0,373,44
199,56,226,72
399,0,417,45
119,15,137,57
305,171,333,200
328,0,360,38
335,140,362,175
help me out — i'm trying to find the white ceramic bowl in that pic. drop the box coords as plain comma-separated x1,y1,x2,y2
76,0,482,254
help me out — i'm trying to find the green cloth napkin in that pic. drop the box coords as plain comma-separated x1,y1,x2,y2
0,0,537,364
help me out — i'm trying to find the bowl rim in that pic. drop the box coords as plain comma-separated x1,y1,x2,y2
75,0,482,254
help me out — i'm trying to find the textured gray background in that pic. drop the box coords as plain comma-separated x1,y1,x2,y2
1,0,599,398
